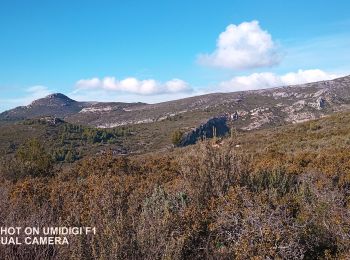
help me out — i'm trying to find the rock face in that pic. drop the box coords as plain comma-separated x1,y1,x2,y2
179,116,230,146
317,97,326,110
230,111,239,120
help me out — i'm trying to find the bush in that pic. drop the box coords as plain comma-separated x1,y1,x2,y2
0,139,53,181
171,130,183,146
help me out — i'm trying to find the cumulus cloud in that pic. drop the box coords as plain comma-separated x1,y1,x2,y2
219,69,343,91
198,20,281,70
75,77,192,95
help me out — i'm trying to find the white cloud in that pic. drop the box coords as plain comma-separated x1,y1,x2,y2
25,85,52,100
219,69,343,92
69,89,203,105
198,20,281,70
0,85,53,112
75,77,192,95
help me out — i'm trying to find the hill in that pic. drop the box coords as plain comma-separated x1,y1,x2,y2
1,110,350,259
1,76,350,132
1,75,350,161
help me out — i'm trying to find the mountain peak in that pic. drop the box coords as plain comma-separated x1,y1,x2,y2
0,93,83,121
29,93,76,107
44,93,75,101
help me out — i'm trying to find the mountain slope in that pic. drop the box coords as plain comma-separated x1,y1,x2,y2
2,105,350,259
0,93,147,122
0,93,86,120
1,76,350,131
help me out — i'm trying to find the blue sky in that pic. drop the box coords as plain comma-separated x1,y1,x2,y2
1,0,350,111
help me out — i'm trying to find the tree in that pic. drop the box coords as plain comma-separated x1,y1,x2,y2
15,138,53,178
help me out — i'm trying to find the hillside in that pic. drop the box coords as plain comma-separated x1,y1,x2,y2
1,75,350,162
1,76,350,259
1,76,350,132
0,117,132,163
0,93,146,123
1,110,350,259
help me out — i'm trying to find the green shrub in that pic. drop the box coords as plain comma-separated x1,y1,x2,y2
171,130,183,146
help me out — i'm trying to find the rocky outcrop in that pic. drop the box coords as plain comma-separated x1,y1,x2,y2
230,111,239,120
179,115,230,146
40,116,64,126
316,97,326,110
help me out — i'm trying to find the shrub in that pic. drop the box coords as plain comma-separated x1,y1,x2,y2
171,130,183,146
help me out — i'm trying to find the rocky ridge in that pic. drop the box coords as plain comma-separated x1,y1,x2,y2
1,75,350,132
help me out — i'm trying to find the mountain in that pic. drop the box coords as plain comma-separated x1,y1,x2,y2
1,76,350,132
0,93,85,121
0,93,145,123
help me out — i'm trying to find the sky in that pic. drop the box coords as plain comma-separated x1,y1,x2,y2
0,0,350,112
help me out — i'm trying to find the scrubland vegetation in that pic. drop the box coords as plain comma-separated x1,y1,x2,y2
1,112,350,259
0,118,132,164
